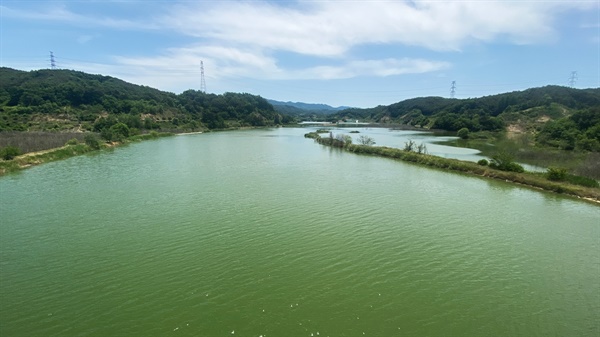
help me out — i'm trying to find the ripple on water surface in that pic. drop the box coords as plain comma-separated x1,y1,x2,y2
0,128,598,336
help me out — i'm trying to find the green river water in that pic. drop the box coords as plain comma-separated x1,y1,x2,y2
1,128,598,336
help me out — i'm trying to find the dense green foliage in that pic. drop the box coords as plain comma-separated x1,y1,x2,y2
546,167,568,181
0,146,21,160
331,86,600,136
0,67,290,133
457,127,470,139
536,107,600,151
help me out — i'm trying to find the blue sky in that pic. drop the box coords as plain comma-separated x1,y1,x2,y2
1,0,598,108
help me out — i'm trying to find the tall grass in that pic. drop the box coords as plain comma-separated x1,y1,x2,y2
0,131,174,176
0,131,87,153
446,132,599,177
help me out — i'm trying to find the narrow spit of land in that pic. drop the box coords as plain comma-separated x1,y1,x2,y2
305,132,600,205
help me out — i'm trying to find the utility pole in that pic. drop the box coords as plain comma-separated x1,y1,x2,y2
450,81,456,98
200,61,207,93
568,71,577,88
50,51,56,69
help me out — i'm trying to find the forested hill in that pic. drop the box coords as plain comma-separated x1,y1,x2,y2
0,67,292,132
333,86,600,151
335,86,600,128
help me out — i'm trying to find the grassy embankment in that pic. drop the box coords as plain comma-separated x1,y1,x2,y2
438,131,600,180
0,132,172,176
305,132,600,204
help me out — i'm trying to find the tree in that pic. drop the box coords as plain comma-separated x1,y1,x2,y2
357,135,376,146
457,127,469,139
332,134,353,147
109,122,130,141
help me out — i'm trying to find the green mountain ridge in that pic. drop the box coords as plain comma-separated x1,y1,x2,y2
0,67,291,132
0,67,598,152
335,86,600,126
332,86,600,151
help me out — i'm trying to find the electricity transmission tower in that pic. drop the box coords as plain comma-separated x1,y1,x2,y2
49,51,56,69
568,71,577,88
450,81,456,98
200,61,207,93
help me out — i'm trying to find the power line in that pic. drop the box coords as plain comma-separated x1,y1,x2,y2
200,60,207,93
49,51,56,70
568,71,577,88
450,80,456,98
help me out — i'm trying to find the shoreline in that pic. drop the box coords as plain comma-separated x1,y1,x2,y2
0,132,173,176
175,131,204,136
306,132,600,206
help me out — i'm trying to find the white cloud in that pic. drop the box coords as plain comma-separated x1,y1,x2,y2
160,0,594,55
0,4,157,30
2,0,593,96
111,44,449,84
300,58,451,80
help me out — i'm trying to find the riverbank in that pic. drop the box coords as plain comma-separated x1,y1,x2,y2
306,132,600,205
0,132,173,176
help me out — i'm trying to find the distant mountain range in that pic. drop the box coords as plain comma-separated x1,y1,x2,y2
267,99,352,116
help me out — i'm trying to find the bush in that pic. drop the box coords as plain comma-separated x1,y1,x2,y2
84,133,101,149
489,151,525,172
404,139,416,152
477,159,489,166
546,167,567,181
0,146,21,160
66,138,79,146
100,128,114,141
109,122,130,141
457,127,470,139
416,143,428,154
